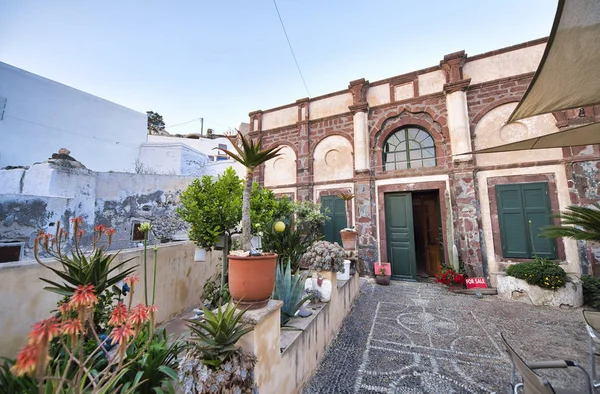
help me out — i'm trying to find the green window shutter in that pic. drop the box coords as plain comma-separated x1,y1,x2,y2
321,196,347,245
497,185,529,258
496,182,557,259
522,183,557,259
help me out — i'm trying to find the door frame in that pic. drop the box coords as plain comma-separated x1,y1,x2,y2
377,181,450,268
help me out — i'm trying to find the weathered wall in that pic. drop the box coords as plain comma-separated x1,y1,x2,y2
137,142,209,176
0,241,220,358
0,62,146,172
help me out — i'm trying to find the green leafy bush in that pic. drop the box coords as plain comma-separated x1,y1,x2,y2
505,258,567,290
581,275,600,310
262,223,319,271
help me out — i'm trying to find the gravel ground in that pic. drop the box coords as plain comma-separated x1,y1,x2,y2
303,279,593,394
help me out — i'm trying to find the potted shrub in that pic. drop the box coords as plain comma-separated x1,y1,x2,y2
435,266,466,292
337,192,358,250
375,265,391,285
218,132,282,309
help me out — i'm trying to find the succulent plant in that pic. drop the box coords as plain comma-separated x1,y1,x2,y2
302,240,346,273
272,259,310,325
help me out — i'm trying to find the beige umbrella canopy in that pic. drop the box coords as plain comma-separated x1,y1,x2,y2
473,0,600,154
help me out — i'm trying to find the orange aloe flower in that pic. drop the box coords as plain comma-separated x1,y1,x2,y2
28,317,61,345
128,304,150,327
61,318,82,336
94,224,106,233
70,216,83,225
10,343,41,377
109,322,135,346
123,273,140,287
69,284,98,309
108,303,129,326
58,302,71,316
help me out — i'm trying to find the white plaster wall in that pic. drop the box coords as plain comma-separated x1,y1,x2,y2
367,84,391,106
309,93,353,120
477,165,579,287
463,44,545,85
446,91,472,158
270,187,297,199
261,106,298,130
138,143,209,176
313,135,353,183
374,175,451,262
264,145,296,187
394,83,414,101
146,135,231,160
0,168,25,194
0,62,147,172
474,102,562,167
202,161,245,179
418,70,446,95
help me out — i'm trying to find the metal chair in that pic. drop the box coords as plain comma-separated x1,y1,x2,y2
583,310,600,390
499,332,593,394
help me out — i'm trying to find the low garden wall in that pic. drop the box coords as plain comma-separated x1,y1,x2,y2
238,271,362,394
0,241,219,358
496,273,583,307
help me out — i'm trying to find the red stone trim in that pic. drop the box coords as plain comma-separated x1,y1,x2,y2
349,103,369,114
370,65,442,87
467,72,535,91
470,98,520,130
377,181,449,266
466,37,548,62
369,92,446,112
486,173,565,264
476,160,562,172
274,191,296,201
413,79,419,97
259,125,299,137
444,79,471,94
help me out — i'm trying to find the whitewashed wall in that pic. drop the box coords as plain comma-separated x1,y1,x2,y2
0,62,147,172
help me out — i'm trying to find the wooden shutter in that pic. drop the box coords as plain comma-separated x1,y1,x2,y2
320,196,347,245
522,183,556,258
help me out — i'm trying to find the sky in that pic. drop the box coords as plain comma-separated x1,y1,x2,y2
0,0,557,136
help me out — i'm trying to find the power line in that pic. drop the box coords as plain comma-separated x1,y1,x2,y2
166,118,202,128
272,0,311,98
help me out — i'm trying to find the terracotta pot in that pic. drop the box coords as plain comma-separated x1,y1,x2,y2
375,275,391,285
228,253,278,309
340,230,358,250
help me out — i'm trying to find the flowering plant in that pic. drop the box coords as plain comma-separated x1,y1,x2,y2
302,240,346,272
435,267,466,286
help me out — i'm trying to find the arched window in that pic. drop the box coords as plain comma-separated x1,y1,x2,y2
383,127,436,170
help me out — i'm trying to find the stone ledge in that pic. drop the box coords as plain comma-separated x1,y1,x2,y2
240,300,283,325
496,274,583,307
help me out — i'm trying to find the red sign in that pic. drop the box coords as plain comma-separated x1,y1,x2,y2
374,262,391,276
466,277,487,289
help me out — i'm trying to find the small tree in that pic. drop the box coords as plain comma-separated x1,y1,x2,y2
217,132,282,251
146,111,166,135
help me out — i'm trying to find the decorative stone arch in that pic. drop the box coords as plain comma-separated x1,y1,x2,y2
471,98,520,131
312,135,353,183
371,109,447,173
264,144,297,187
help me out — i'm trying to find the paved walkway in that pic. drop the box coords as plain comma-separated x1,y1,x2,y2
303,279,593,394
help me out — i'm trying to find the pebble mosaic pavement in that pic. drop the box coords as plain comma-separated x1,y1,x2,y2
303,280,593,394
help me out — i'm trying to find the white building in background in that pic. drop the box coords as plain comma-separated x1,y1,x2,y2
0,62,147,173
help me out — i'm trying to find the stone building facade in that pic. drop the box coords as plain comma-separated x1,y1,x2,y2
247,38,600,286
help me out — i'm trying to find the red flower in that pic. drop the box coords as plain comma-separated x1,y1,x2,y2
108,303,129,326
70,216,83,224
109,322,135,345
61,319,82,336
123,273,140,286
28,317,61,345
69,284,98,309
58,302,71,316
94,224,106,233
128,304,150,327
11,344,41,377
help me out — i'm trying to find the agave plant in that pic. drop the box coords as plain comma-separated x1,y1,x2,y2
217,131,282,251
186,301,254,369
541,203,600,241
272,259,310,325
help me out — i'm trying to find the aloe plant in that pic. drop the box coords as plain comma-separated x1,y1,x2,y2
186,301,254,369
272,259,310,325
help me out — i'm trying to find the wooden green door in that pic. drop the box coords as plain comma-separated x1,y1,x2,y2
385,193,417,280
321,195,347,246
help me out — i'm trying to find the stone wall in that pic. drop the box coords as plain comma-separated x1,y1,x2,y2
0,241,220,358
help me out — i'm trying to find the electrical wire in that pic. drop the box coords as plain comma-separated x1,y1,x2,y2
272,0,311,98
165,118,202,128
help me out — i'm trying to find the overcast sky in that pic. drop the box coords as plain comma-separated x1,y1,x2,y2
0,0,557,135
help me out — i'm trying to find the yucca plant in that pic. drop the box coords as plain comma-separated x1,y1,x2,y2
186,301,254,369
34,219,137,296
541,203,600,241
217,131,282,251
272,259,311,325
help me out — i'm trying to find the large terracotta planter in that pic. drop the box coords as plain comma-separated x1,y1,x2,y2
340,230,358,250
228,253,278,309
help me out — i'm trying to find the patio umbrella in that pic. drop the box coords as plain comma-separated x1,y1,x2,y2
472,0,600,154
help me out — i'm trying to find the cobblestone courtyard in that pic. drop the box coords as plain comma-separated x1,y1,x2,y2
304,280,593,394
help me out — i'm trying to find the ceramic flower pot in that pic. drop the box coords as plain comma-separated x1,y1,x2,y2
228,253,278,309
375,275,391,285
340,230,358,250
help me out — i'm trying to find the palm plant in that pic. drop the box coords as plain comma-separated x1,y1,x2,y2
541,203,600,241
217,131,282,251
272,259,310,325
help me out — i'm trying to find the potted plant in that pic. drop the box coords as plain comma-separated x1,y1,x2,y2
375,265,391,285
337,192,357,250
435,266,467,292
217,132,283,309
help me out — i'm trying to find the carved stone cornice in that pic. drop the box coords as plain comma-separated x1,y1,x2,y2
348,78,370,107
440,50,467,84
349,103,369,114
443,79,471,95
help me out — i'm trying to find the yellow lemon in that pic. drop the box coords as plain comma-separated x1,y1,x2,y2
274,221,286,233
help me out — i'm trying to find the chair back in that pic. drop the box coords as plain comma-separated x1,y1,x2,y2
500,333,555,394
583,310,600,332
